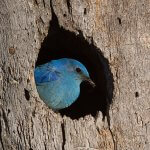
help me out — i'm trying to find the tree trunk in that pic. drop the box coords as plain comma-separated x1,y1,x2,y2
0,0,149,150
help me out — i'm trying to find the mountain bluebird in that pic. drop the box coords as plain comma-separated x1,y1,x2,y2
34,58,95,110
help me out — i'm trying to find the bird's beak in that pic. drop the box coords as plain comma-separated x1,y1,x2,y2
83,76,96,88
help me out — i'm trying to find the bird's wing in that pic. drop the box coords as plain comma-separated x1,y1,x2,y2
34,64,61,85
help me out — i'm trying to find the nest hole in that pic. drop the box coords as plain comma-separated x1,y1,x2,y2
35,5,114,120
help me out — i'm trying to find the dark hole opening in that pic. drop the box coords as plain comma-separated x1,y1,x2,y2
63,14,67,17
117,17,122,25
135,92,139,98
8,109,10,114
84,8,87,15
35,2,114,120
24,89,30,101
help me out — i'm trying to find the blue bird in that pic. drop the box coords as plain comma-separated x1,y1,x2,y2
34,58,95,110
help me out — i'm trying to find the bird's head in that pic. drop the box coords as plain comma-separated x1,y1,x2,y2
59,58,95,87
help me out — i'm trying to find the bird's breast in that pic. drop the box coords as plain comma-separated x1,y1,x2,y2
36,79,81,110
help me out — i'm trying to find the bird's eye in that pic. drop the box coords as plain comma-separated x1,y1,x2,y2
76,67,81,73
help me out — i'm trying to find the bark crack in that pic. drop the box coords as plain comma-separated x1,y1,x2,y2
42,0,45,8
0,122,4,150
34,0,38,6
0,109,5,150
66,0,72,14
108,126,117,150
106,104,117,150
1,108,9,133
61,121,66,150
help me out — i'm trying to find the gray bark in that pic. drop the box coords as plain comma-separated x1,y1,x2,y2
0,0,150,150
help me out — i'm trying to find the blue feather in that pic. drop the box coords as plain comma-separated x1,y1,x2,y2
34,58,94,110
35,63,61,84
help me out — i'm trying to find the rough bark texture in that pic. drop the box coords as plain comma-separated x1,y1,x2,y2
0,0,150,150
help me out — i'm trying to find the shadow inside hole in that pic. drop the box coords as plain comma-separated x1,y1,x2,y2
35,2,114,119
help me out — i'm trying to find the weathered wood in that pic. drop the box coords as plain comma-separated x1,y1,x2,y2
0,0,149,150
